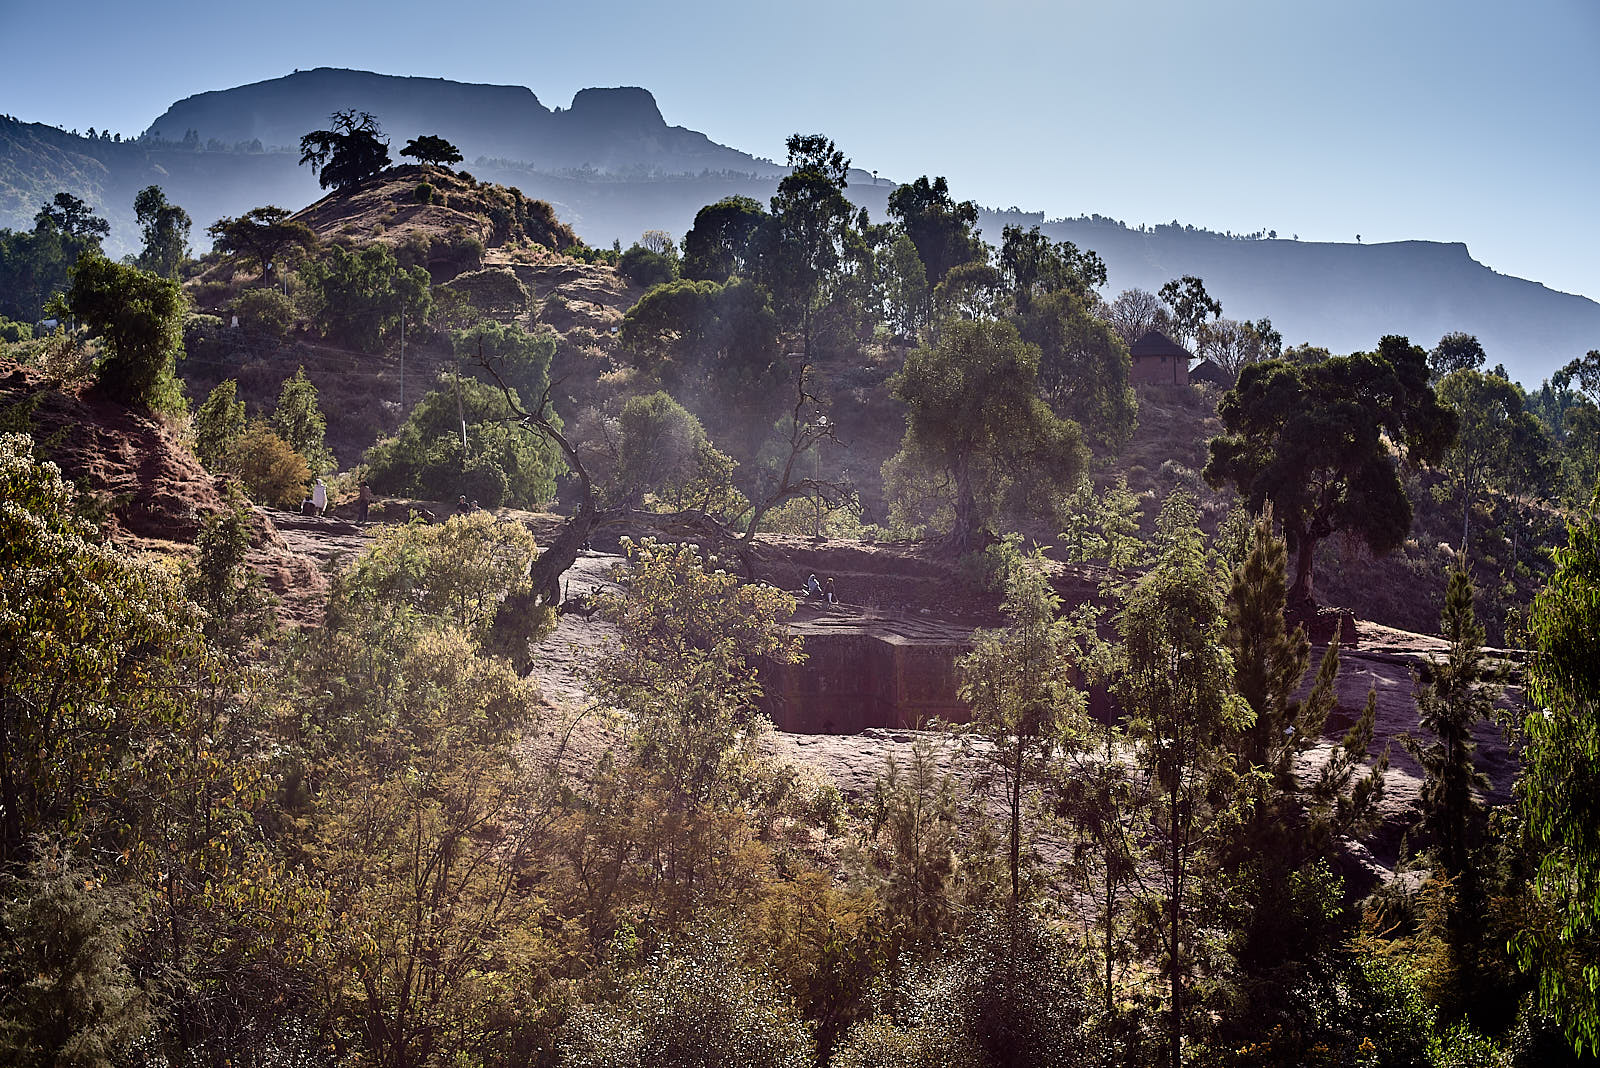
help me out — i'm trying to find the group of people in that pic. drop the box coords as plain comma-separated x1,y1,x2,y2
299,479,377,523
805,573,838,605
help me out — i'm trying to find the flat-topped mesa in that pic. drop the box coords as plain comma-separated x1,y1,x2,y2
562,87,666,130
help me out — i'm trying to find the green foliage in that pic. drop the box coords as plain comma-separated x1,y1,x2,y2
998,223,1107,312
230,286,296,336
959,554,1092,905
299,241,432,351
560,928,814,1068
453,318,554,404
595,539,802,808
836,911,1096,1068
1403,557,1499,882
1430,332,1487,382
399,133,463,167
363,375,561,508
1159,275,1223,353
620,276,783,405
886,317,1087,552
0,844,150,1068
297,109,390,191
681,195,766,282
340,511,544,649
66,255,186,412
0,317,33,343
1205,335,1458,600
1113,491,1250,1065
618,242,680,287
191,378,245,470
270,366,332,474
0,204,104,322
1518,493,1600,1052
0,433,207,863
1058,474,1144,568
573,391,743,513
205,205,317,281
223,420,309,507
887,175,983,288
1017,288,1137,449
131,184,190,279
441,266,530,316
412,180,434,203
883,232,930,336
1437,369,1547,552
34,192,111,242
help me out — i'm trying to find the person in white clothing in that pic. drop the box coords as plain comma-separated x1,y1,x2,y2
311,478,328,515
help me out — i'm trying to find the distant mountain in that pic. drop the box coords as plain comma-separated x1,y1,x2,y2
2,68,1597,385
143,67,788,178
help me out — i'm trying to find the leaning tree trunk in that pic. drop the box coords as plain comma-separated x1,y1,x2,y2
1289,537,1317,604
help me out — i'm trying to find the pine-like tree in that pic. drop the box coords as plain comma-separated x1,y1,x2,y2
1404,555,1502,883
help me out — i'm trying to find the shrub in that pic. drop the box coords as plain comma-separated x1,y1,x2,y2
559,928,813,1068
192,379,246,470
68,256,185,412
362,376,561,508
413,182,434,204
618,243,679,288
232,288,295,337
224,421,309,508
439,267,529,316
0,316,33,343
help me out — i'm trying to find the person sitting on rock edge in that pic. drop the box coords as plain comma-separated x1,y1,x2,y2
806,573,822,599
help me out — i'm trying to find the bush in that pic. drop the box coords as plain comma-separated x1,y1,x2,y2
224,421,309,508
618,244,679,288
193,379,246,470
413,182,434,204
439,267,529,316
559,928,813,1068
0,316,33,343
233,287,296,337
362,376,561,508
68,256,185,412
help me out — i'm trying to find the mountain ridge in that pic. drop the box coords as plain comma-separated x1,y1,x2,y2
2,68,1597,384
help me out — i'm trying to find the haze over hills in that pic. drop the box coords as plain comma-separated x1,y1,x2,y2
2,66,1596,384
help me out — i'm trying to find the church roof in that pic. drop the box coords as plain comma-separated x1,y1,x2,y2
1130,329,1193,359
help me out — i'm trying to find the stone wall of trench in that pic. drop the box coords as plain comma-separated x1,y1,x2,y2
760,630,971,734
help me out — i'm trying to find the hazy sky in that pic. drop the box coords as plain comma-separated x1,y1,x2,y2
4,0,1597,300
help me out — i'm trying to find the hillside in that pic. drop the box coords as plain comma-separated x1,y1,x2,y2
6,66,1599,384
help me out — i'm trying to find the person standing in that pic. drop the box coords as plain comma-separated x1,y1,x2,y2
357,481,374,523
826,576,837,605
311,477,328,516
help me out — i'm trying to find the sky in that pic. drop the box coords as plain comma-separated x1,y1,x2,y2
3,0,1597,300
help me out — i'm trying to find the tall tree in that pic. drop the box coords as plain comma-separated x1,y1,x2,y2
205,206,317,283
1016,288,1137,449
1158,275,1222,353
959,554,1091,908
1520,492,1600,1053
680,195,766,282
1113,492,1248,1068
886,175,983,289
1105,287,1174,348
33,192,110,242
398,134,462,167
1429,331,1487,382
1204,335,1457,601
1437,367,1543,553
66,256,185,411
886,318,1087,554
1403,557,1501,887
132,185,191,279
270,367,332,475
765,134,854,354
298,110,391,192
997,223,1105,313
